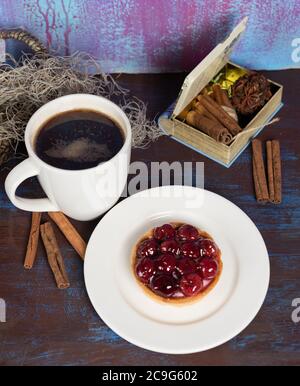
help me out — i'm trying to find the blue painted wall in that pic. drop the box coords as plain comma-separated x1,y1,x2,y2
0,1,299,72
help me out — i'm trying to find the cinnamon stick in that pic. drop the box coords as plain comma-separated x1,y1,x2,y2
186,111,233,145
212,84,233,108
252,139,269,202
48,212,86,259
192,100,219,123
211,85,238,122
197,95,242,136
266,141,275,202
40,222,70,289
200,88,209,96
221,90,233,108
267,140,282,204
212,84,224,105
24,212,42,269
252,158,262,201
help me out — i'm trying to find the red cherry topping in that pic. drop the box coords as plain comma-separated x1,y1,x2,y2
135,222,221,300
172,269,181,281
156,253,177,273
198,239,218,259
179,273,203,296
176,257,197,276
150,274,177,297
137,238,159,259
199,258,218,280
160,239,180,255
180,241,200,259
136,258,156,284
177,224,199,241
153,223,175,241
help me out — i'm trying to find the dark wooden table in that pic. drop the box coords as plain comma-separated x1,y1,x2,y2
0,71,300,366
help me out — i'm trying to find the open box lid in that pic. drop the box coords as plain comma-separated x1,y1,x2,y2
172,17,248,118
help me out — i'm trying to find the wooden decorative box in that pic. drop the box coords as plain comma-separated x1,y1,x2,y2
158,17,283,167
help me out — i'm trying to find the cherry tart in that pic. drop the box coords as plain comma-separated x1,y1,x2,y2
132,222,222,303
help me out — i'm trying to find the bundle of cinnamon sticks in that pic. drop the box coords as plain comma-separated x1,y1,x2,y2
185,84,242,145
24,211,87,289
252,139,282,203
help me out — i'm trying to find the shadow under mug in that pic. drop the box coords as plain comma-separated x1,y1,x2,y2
5,94,132,221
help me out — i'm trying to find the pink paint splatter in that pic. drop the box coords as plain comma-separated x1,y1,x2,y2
1,0,299,71
61,0,72,55
35,0,52,48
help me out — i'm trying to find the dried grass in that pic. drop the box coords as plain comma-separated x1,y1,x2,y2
0,52,164,153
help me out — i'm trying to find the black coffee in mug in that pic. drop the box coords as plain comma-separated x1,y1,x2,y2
35,109,124,170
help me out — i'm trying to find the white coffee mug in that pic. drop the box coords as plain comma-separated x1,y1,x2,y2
5,94,131,221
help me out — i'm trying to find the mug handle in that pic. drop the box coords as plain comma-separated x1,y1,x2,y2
5,158,59,212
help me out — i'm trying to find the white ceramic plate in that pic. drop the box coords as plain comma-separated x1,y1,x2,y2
84,186,270,354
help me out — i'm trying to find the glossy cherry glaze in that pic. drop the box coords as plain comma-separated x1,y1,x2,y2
137,238,159,259
156,253,177,274
134,223,221,300
198,258,219,280
153,224,176,241
177,224,199,241
180,241,200,259
160,239,180,255
150,274,177,297
136,257,156,284
176,257,197,276
180,273,203,297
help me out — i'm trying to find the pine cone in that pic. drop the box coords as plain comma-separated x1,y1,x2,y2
231,72,272,115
